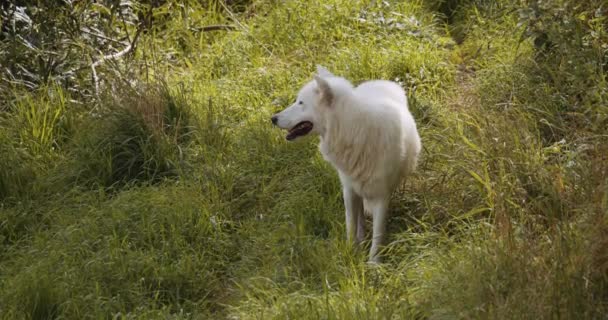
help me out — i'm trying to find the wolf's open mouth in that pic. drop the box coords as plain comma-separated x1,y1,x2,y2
286,121,313,141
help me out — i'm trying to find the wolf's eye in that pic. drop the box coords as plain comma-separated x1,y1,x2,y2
298,101,303,105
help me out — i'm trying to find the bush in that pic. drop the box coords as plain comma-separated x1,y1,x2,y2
517,0,608,137
69,84,194,189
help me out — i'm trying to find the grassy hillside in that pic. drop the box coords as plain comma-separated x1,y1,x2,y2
1,0,606,319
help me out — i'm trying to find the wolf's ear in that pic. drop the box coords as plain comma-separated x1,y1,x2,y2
314,75,333,105
316,65,334,77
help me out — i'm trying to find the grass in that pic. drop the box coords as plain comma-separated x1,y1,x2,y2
1,0,606,319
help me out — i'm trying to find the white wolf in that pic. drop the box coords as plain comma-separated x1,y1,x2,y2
271,65,421,263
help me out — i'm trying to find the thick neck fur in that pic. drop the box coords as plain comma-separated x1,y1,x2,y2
319,88,379,184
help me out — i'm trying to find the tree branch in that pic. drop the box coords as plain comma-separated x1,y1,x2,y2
64,16,144,79
81,28,127,45
90,56,99,97
195,24,236,32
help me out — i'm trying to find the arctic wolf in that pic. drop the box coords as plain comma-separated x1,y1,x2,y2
271,65,421,263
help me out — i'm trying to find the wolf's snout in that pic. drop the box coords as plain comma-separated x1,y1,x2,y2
271,115,278,125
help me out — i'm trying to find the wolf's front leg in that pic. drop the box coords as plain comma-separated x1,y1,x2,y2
343,187,363,245
367,198,390,263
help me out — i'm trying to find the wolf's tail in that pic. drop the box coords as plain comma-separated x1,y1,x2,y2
404,133,422,177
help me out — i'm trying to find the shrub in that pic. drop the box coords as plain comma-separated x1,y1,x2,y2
69,84,194,189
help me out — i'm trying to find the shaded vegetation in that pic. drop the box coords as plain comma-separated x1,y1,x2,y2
1,0,606,319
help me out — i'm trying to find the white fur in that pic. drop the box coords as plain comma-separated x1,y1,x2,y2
272,65,422,263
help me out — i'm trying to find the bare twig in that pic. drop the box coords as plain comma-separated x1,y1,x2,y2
194,24,237,32
91,42,135,69
81,28,127,45
90,55,99,97
63,42,133,76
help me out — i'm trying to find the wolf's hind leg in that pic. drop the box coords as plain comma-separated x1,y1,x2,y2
356,209,365,244
366,197,390,263
343,187,363,245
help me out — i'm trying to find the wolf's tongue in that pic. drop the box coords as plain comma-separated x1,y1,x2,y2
285,121,313,141
286,132,297,141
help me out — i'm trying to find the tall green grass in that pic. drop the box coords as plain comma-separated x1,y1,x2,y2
0,0,606,319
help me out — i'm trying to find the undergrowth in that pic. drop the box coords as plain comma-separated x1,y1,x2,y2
0,0,606,319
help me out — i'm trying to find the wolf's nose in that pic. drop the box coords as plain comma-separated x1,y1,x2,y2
271,115,278,125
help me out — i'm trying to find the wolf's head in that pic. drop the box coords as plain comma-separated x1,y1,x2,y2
271,65,346,141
